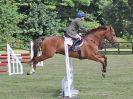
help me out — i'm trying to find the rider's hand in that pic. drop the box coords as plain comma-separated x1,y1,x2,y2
79,33,82,36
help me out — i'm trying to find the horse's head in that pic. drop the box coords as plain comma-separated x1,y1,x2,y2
83,26,118,48
105,26,118,48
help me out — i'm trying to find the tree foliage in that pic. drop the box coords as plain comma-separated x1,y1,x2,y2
103,0,132,37
0,0,132,42
0,0,24,41
23,2,63,35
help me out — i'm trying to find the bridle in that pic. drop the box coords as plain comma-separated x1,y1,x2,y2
106,26,115,43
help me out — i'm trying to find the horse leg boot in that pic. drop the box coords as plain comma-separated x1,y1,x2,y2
98,57,107,78
100,57,107,78
100,55,107,75
101,63,107,78
90,54,107,78
95,53,107,75
98,54,107,72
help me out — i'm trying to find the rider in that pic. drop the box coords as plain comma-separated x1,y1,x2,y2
64,10,88,50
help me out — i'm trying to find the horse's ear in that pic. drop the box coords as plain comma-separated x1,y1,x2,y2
109,25,115,33
109,25,113,29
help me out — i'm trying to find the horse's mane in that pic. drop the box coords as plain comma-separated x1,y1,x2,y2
85,26,108,35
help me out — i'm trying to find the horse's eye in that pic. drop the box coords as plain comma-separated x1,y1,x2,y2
113,34,116,36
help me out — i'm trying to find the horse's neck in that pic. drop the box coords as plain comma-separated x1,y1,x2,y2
85,32,105,45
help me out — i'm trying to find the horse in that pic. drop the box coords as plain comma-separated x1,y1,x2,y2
27,26,118,77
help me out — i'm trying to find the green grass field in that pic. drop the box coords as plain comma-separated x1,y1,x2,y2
0,55,133,99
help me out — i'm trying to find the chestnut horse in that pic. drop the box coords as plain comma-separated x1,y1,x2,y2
27,26,117,77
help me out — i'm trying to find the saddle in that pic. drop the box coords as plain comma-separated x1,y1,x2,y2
64,35,83,50
70,38,83,51
64,36,83,59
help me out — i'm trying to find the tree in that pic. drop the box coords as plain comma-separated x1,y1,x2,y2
16,0,102,41
3,0,132,42
56,0,100,28
0,0,24,42
103,0,132,38
19,1,64,40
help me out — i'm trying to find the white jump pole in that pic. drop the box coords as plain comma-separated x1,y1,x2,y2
61,37,79,98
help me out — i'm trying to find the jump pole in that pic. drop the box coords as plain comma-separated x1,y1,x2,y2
61,37,79,99
7,43,23,75
0,44,24,75
0,41,44,75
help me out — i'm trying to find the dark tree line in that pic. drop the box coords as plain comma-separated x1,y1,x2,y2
0,0,132,42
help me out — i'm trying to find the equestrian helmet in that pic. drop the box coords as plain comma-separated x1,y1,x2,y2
76,10,85,18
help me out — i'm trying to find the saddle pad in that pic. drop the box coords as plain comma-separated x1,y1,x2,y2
64,37,73,46
64,36,84,47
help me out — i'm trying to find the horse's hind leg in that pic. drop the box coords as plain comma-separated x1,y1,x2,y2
27,55,45,75
27,53,54,75
32,55,46,69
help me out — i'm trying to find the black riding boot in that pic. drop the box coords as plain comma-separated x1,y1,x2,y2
70,38,80,51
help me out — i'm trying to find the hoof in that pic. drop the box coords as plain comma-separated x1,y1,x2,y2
27,72,31,75
102,69,106,73
102,73,106,78
27,71,35,75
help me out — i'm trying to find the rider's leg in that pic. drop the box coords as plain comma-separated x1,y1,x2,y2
71,38,80,49
71,34,81,50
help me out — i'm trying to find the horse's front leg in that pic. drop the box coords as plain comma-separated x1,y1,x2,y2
101,61,107,78
100,54,107,73
100,56,107,78
90,53,107,78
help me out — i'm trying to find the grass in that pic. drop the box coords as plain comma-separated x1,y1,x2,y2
0,54,133,99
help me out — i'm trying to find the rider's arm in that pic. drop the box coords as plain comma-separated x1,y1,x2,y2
76,19,88,34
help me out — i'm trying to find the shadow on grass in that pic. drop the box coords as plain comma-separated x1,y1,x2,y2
52,89,61,98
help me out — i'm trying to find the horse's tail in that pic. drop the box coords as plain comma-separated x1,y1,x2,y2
30,36,46,63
